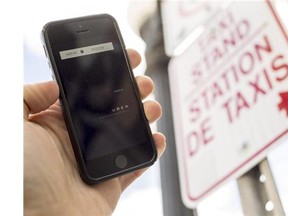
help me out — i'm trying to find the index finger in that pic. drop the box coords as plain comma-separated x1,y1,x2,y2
136,76,154,100
127,49,141,69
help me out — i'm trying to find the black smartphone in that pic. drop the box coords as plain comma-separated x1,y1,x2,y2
41,14,157,184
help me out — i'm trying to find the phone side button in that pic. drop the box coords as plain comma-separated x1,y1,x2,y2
115,155,127,169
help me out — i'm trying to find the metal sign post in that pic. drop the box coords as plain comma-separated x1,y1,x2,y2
140,4,197,216
237,158,285,216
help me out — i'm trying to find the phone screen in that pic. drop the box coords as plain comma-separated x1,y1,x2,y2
44,15,156,181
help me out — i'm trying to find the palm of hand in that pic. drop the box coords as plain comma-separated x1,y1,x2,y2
24,82,165,216
25,101,121,215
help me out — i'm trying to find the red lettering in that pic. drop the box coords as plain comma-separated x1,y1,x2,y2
201,89,210,110
191,64,203,85
271,54,288,81
237,20,250,40
231,64,240,83
200,19,250,73
220,69,231,91
263,68,273,90
220,64,240,91
203,55,211,70
222,91,250,124
187,131,199,157
236,91,250,119
211,82,224,104
201,118,214,145
222,97,233,123
219,12,234,30
187,117,214,157
239,52,254,75
189,99,201,122
223,32,236,52
221,68,275,124
211,47,223,66
249,73,266,104
255,35,272,62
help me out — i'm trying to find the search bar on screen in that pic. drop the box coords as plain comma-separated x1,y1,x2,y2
59,42,114,60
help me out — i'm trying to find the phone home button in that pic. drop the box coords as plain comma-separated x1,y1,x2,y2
115,155,128,169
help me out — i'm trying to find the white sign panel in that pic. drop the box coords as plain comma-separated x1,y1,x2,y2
169,1,288,208
161,0,221,56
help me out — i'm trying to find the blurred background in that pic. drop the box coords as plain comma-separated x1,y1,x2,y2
23,0,288,215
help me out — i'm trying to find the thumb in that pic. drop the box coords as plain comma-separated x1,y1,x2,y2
24,81,59,119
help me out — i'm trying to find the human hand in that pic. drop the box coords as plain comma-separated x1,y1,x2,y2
24,49,166,215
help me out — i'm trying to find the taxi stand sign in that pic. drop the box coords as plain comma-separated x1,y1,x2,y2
168,1,288,208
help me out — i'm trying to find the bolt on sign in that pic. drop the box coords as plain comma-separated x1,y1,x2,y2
168,0,288,208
